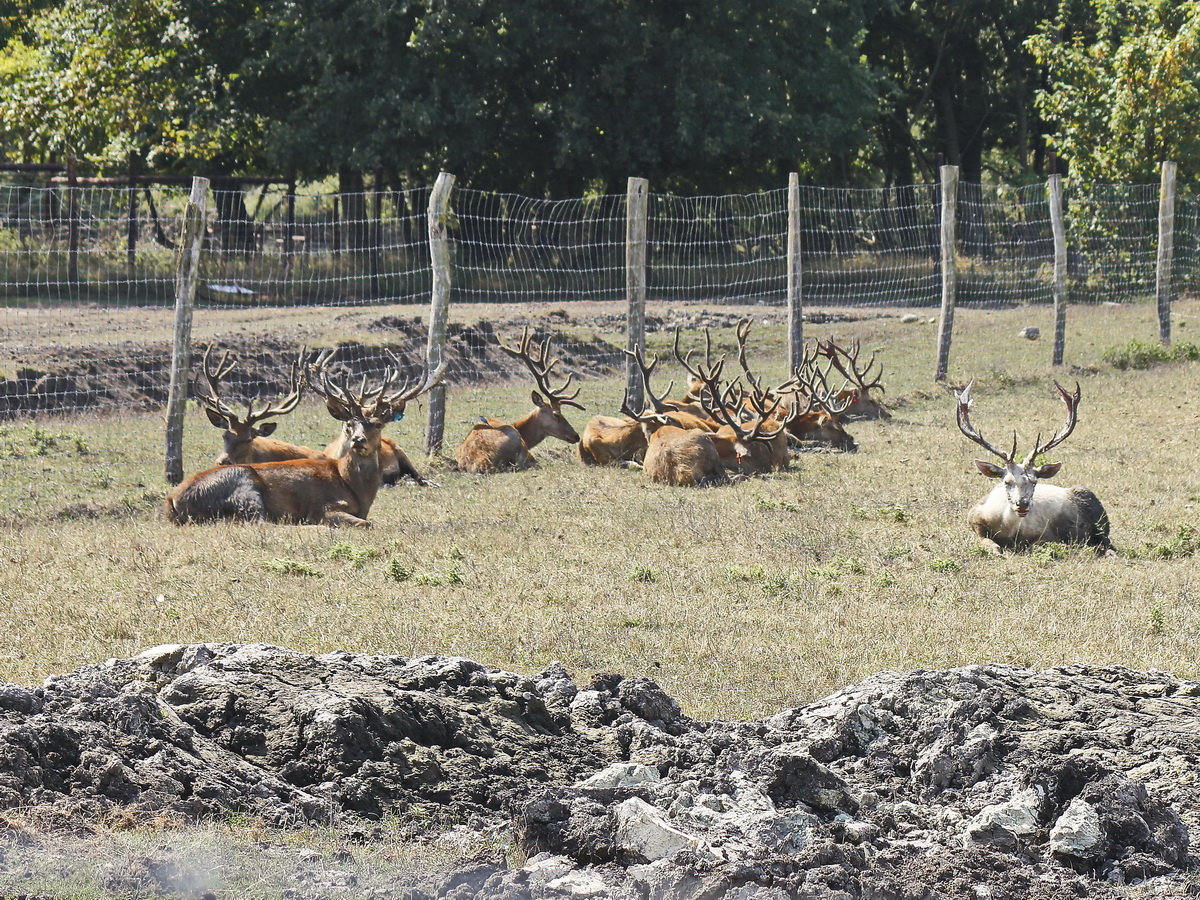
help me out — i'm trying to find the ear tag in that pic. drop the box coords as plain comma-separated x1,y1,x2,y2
392,411,405,422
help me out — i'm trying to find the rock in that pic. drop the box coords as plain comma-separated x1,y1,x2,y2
0,647,1196,898
1050,797,1104,861
901,313,921,323
1020,326,1041,340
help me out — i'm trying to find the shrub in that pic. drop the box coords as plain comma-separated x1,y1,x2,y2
1102,339,1200,370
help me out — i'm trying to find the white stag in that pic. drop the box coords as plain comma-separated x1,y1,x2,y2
956,380,1114,556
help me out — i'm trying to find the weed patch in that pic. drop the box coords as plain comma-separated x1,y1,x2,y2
1102,339,1200,370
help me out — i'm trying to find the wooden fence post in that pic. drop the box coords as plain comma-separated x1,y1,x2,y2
425,171,455,455
164,176,210,485
126,152,138,283
786,172,804,372
371,166,383,299
67,156,79,284
934,164,959,382
1157,160,1177,347
625,177,649,410
1049,173,1068,366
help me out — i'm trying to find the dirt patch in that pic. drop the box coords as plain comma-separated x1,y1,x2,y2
0,305,894,418
0,645,1196,898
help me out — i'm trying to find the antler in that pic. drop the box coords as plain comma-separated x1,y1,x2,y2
794,343,853,418
672,325,729,402
624,343,676,414
956,380,1017,462
1026,380,1081,462
498,326,584,410
306,348,445,422
372,350,447,421
818,338,886,397
193,343,305,426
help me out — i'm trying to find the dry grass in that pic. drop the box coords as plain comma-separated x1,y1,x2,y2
1,298,1199,722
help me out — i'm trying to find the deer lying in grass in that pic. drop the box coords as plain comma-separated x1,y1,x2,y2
617,344,730,487
787,344,859,452
456,327,584,473
577,343,715,467
957,379,1114,555
193,344,324,465
817,337,890,420
674,325,793,475
320,352,432,486
166,351,444,527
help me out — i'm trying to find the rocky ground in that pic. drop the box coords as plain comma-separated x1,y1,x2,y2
0,643,1196,898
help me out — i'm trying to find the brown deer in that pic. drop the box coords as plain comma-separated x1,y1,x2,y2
320,354,431,486
956,380,1114,555
456,327,585,473
786,346,859,452
166,351,444,528
193,344,324,465
675,323,792,475
619,344,728,487
577,343,714,467
817,337,890,420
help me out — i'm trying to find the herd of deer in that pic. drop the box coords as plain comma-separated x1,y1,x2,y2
165,319,1115,556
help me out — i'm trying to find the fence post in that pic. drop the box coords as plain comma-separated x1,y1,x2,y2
786,172,804,372
371,166,383,299
164,176,210,485
425,171,455,456
1157,160,1177,347
126,152,138,283
1048,173,1068,366
625,177,649,410
934,164,959,382
67,156,79,284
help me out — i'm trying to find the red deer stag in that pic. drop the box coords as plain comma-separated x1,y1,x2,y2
817,338,890,420
619,344,728,487
674,324,792,475
193,344,324,465
578,342,716,466
166,351,444,527
786,342,859,452
956,380,1114,555
321,351,432,486
456,327,585,473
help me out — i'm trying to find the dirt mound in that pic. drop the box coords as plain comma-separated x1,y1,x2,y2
1,645,1196,898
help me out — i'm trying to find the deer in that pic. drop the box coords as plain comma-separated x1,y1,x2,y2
618,344,729,487
817,337,890,420
166,351,444,528
674,323,793,475
956,379,1114,556
577,342,715,467
192,343,324,465
320,357,432,486
786,345,859,452
455,326,585,473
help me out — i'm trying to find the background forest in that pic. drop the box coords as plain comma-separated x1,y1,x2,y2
2,0,1200,197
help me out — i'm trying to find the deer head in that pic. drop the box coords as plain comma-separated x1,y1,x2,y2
498,326,585,443
956,379,1081,518
193,343,306,464
817,337,889,419
307,348,445,458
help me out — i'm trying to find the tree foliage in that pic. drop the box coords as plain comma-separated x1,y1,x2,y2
1028,0,1200,185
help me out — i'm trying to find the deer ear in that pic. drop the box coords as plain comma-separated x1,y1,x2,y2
531,390,547,408
975,459,1005,478
1033,462,1063,479
326,399,351,421
205,408,228,429
256,422,278,437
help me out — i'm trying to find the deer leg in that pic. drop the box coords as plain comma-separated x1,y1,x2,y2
320,510,372,528
978,536,1004,556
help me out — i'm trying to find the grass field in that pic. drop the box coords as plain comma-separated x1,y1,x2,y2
0,298,1198,722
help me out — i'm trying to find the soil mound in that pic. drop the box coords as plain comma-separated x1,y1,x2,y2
1,645,1196,898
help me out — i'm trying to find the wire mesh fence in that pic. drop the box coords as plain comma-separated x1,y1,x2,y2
0,169,1192,515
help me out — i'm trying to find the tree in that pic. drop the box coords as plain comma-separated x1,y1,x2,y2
862,0,1057,188
1028,0,1200,185
252,0,880,195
